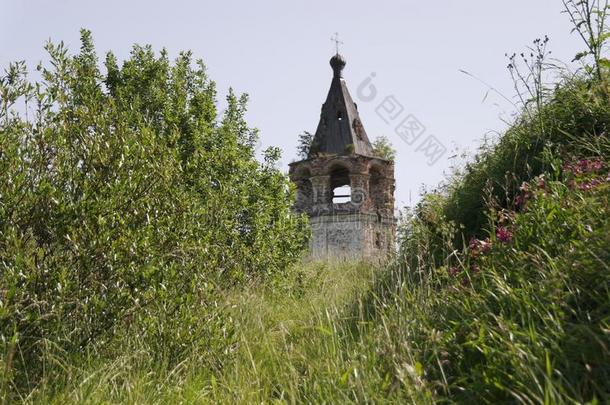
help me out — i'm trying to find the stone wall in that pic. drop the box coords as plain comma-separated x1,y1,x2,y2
290,153,396,259
309,213,394,259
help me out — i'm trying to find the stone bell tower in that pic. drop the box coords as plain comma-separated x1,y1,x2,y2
289,52,395,259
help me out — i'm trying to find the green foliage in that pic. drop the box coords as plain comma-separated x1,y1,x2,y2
392,159,610,403
391,49,610,400
372,135,396,161
0,30,307,396
443,74,609,240
442,0,610,240
296,130,314,159
9,130,610,404
23,162,610,402
390,8,610,396
563,0,610,80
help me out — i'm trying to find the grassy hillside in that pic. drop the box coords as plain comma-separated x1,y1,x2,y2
6,86,610,405
23,155,610,402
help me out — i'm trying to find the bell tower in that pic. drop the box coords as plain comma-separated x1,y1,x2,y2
289,53,395,259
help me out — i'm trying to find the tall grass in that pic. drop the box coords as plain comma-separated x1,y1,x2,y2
13,77,610,405
27,261,405,404
25,163,610,403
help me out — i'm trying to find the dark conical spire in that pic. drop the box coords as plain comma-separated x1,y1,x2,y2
308,54,373,158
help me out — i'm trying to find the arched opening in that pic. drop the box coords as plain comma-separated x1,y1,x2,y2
329,165,351,204
369,166,385,211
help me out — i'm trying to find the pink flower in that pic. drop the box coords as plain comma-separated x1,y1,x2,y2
514,194,523,206
519,182,530,192
578,159,590,172
590,160,603,172
579,178,603,191
537,175,546,189
480,238,492,252
514,191,530,208
496,226,513,243
565,158,605,175
469,237,491,255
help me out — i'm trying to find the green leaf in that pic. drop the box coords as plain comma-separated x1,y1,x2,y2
572,51,589,62
599,58,610,69
414,361,424,377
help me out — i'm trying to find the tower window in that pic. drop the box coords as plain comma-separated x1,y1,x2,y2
329,165,350,204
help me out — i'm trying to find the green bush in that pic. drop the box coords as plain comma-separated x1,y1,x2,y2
390,159,610,402
0,30,307,396
393,25,610,398
443,76,610,240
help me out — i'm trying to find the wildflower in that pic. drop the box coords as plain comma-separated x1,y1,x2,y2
590,159,603,172
514,192,530,208
468,237,479,250
514,194,523,206
578,159,590,173
471,264,480,274
448,266,460,277
496,226,513,243
480,238,492,253
469,237,491,255
519,182,530,192
579,178,602,191
566,158,605,175
537,174,546,190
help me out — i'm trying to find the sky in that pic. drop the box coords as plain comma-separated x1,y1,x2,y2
1,0,585,208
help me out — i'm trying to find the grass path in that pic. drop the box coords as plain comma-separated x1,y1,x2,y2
36,260,425,404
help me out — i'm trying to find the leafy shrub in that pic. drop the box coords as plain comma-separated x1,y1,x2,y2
394,11,610,397
443,75,610,239
372,135,396,161
0,30,307,395
392,159,610,402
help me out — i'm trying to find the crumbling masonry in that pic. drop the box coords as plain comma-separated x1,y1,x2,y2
289,53,395,259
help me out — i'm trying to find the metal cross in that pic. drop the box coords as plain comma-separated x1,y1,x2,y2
330,32,343,54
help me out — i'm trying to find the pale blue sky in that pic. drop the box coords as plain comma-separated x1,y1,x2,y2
2,0,584,207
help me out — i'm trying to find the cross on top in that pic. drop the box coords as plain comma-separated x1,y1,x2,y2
330,32,343,54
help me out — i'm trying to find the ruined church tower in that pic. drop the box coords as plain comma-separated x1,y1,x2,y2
289,53,396,259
